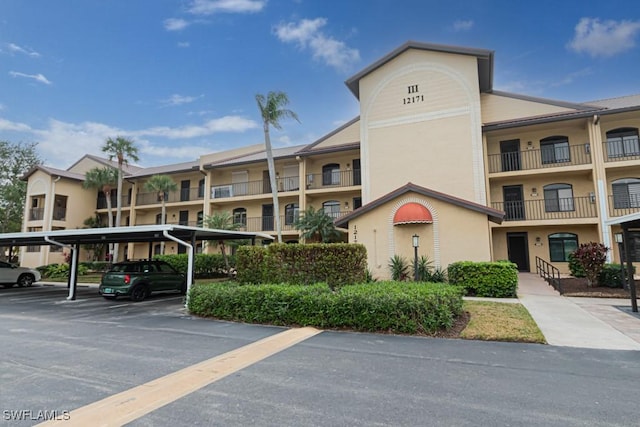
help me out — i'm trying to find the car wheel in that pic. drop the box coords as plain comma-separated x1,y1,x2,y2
130,284,147,302
17,274,34,287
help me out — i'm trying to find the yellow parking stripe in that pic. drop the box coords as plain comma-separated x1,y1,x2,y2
37,327,321,427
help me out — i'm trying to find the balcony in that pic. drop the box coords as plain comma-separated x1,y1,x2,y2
603,138,640,163
487,144,591,174
137,187,205,206
210,177,300,200
491,196,597,222
608,195,640,217
52,207,66,221
236,212,350,232
306,169,361,190
29,208,44,221
97,195,131,209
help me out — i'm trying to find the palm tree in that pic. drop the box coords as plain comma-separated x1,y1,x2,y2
144,174,177,254
294,206,341,243
83,167,118,261
102,136,139,262
255,91,299,243
204,211,241,277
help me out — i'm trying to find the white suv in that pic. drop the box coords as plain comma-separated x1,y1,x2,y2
0,261,41,288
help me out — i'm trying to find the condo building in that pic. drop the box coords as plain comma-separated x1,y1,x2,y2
20,41,640,278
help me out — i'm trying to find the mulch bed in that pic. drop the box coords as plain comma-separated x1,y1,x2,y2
557,277,633,298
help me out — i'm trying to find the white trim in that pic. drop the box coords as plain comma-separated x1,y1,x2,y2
368,106,470,129
387,197,440,268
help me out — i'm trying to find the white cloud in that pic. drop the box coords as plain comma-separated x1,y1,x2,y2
7,43,40,57
177,41,191,48
452,20,474,32
9,71,52,85
568,17,640,58
274,18,360,71
164,18,190,31
187,0,266,15
137,116,258,139
160,94,202,107
0,117,32,132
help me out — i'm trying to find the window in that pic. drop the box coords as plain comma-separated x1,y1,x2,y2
544,183,574,212
285,203,299,225
180,180,191,202
612,178,640,209
197,211,203,227
232,171,249,196
233,208,247,227
353,197,362,210
548,233,578,262
212,185,233,198
322,163,340,186
540,136,570,164
606,127,640,158
322,200,341,219
155,213,166,225
198,179,205,198
178,210,189,226
153,244,162,255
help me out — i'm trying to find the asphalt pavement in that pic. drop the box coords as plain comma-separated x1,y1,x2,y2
1,283,639,427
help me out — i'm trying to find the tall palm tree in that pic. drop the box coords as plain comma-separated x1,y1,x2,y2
144,174,177,254
204,211,241,277
294,206,341,243
82,166,119,261
255,91,299,243
102,136,139,262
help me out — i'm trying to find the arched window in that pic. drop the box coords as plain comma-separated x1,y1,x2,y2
540,135,570,164
285,203,299,225
544,183,574,212
322,200,341,219
232,207,247,227
322,163,340,186
606,127,639,159
548,233,578,262
612,178,640,209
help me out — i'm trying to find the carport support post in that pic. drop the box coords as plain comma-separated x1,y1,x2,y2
68,243,79,301
162,231,193,309
622,227,637,313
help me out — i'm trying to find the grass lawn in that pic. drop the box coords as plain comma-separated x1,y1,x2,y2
460,300,546,344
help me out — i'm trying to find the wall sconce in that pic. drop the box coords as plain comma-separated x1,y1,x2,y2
531,187,538,197
534,236,543,246
527,141,534,150
614,233,623,244
344,201,349,209
589,192,596,203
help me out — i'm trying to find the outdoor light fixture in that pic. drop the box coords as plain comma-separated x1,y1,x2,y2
589,192,596,203
412,234,419,281
615,233,623,244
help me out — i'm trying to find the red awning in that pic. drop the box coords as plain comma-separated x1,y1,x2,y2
393,203,433,225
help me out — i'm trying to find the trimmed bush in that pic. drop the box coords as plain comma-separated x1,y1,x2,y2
236,243,367,290
448,261,518,298
568,253,586,278
598,264,636,288
79,261,110,272
39,263,88,279
188,281,464,334
153,254,234,277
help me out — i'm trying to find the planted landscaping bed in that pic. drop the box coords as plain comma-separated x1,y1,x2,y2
188,281,464,335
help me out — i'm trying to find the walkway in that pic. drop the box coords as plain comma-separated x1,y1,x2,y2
517,273,640,350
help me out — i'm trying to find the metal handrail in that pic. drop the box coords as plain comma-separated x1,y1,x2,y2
535,256,562,293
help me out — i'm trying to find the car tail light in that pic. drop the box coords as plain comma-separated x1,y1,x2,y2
124,274,131,284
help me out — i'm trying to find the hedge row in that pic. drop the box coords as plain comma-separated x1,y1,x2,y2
188,281,464,334
236,243,367,290
153,254,235,277
599,264,636,288
448,261,518,298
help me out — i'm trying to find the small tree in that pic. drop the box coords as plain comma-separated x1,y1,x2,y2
294,206,341,243
388,255,410,281
144,174,177,254
204,211,241,277
571,242,609,287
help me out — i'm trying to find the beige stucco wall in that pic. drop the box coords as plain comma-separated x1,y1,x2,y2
492,224,600,274
481,93,575,124
67,156,107,174
358,48,485,206
347,191,492,280
308,120,360,150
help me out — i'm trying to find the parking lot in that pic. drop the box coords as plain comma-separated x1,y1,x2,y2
2,283,640,426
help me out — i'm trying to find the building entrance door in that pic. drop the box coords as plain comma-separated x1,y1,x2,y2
507,232,529,271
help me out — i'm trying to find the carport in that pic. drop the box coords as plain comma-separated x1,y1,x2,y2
606,212,639,313
0,225,273,306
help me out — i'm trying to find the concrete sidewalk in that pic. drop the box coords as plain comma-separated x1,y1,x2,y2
517,273,640,350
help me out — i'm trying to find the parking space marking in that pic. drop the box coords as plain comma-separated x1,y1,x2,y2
36,326,322,427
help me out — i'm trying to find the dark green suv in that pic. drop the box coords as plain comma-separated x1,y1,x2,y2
98,260,186,302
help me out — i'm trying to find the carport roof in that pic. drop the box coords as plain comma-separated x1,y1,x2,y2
0,225,274,246
605,212,640,229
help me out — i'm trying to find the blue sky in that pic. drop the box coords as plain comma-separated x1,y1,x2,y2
2,0,640,169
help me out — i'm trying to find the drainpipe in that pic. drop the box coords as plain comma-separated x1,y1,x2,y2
44,236,77,300
162,230,193,308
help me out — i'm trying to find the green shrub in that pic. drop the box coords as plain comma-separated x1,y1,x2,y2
40,263,88,279
567,253,586,278
188,281,464,334
570,242,609,287
388,255,410,281
448,261,518,298
79,261,110,272
598,264,636,288
236,243,367,290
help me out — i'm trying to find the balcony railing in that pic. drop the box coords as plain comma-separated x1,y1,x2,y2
608,195,640,217
29,208,44,221
235,212,350,232
306,169,361,190
137,187,205,206
97,195,131,209
52,207,66,221
603,138,640,162
487,144,591,173
491,196,597,221
210,176,300,200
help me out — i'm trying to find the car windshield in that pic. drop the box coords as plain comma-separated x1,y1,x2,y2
109,263,141,273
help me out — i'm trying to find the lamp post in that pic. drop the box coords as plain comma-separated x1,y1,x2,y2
412,234,419,281
614,233,626,290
